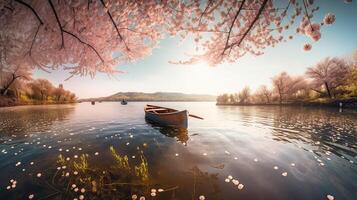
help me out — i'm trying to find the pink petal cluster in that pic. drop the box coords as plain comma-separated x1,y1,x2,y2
303,43,312,51
299,21,321,42
324,13,336,25
0,0,339,72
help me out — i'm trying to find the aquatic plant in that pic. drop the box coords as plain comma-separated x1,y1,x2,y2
109,146,130,171
73,154,89,172
134,154,149,182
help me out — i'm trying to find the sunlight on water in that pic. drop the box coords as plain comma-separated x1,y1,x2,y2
0,102,356,199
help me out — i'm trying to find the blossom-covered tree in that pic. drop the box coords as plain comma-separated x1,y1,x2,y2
0,64,32,95
52,83,65,101
341,50,357,96
30,79,54,100
272,72,305,103
0,0,340,78
238,86,251,104
306,57,349,98
168,0,338,65
255,85,272,103
216,93,230,104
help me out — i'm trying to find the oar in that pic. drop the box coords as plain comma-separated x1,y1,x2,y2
189,114,204,120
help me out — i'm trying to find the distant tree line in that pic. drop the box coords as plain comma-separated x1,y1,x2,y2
217,50,357,105
0,72,76,105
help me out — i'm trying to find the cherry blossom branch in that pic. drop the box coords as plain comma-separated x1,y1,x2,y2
224,0,268,53
222,0,246,56
198,0,213,26
281,0,292,19
4,6,14,12
28,24,41,56
100,0,130,51
14,0,43,24
180,27,228,33
242,8,286,11
62,30,104,63
87,0,92,10
118,27,149,35
302,0,314,31
48,0,64,48
13,0,43,56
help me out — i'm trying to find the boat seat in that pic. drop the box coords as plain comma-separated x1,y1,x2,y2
146,108,168,111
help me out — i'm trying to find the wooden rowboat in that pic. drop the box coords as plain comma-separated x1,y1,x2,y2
145,104,188,128
144,104,203,128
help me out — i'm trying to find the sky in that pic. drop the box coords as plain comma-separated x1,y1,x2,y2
34,1,357,99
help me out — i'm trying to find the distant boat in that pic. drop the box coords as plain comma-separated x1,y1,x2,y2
144,104,203,128
121,99,127,105
91,101,95,105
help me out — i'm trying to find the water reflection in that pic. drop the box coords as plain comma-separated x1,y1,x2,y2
0,103,356,200
216,105,357,158
266,106,357,159
146,119,189,144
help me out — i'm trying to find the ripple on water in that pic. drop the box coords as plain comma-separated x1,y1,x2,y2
0,103,356,199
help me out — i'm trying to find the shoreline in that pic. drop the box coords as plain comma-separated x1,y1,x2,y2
216,99,357,109
0,96,76,108
0,101,77,108
79,100,216,103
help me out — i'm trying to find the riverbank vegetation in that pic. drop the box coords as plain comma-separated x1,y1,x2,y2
0,74,76,107
217,50,357,107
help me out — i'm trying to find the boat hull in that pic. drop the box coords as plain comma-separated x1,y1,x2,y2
145,109,188,128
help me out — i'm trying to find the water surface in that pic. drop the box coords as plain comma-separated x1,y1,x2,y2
0,102,356,199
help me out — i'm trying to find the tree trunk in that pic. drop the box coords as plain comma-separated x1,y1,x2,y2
0,74,17,96
265,95,270,103
324,82,332,98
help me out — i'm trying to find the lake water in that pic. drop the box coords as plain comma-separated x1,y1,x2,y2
0,102,356,200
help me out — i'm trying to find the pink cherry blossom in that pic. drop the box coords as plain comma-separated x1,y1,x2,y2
324,13,336,25
303,43,312,51
0,0,340,73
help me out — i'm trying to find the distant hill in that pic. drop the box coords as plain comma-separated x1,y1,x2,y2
80,92,216,102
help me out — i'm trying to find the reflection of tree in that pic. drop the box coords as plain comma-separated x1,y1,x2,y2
0,106,75,137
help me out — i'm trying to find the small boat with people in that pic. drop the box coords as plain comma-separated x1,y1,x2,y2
144,104,203,128
91,101,95,105
121,99,128,105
